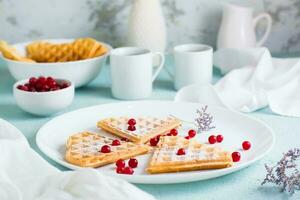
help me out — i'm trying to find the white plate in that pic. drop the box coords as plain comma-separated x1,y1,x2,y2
36,101,274,184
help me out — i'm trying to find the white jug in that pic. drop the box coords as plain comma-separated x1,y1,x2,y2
127,0,166,52
217,3,272,49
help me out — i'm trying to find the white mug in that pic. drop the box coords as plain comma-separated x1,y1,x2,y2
110,47,165,100
168,44,213,90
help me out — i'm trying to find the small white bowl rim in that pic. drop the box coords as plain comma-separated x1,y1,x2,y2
1,38,112,66
13,78,74,95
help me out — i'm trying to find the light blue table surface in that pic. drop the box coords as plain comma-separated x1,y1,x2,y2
0,56,299,200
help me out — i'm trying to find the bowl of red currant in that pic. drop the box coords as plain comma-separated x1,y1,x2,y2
13,76,74,116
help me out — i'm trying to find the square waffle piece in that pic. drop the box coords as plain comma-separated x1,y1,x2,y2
65,132,149,168
97,116,181,144
146,136,233,174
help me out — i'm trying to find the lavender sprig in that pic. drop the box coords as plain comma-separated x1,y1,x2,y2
261,148,300,195
195,105,215,133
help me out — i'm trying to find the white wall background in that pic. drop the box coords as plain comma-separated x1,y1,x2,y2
0,0,299,53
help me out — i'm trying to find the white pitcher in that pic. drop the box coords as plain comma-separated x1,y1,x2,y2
127,0,166,52
217,3,272,49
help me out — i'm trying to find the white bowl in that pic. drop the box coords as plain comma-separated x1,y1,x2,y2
13,78,75,116
2,39,112,88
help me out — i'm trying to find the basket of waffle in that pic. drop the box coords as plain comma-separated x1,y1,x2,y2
64,115,235,175
0,38,112,87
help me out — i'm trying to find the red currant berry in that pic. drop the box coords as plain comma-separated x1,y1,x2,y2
123,166,134,175
60,82,70,89
112,139,121,146
127,118,136,126
208,135,217,144
22,86,29,91
29,86,36,92
216,135,223,143
116,159,125,168
35,82,43,91
116,167,124,174
184,136,190,140
29,77,37,86
42,84,50,91
100,145,111,153
17,85,28,91
50,86,60,91
46,77,56,88
128,158,138,168
232,152,241,162
188,129,196,138
38,76,46,84
150,137,159,146
127,125,136,131
177,148,186,155
121,138,129,142
242,141,251,150
166,133,173,136
170,129,178,136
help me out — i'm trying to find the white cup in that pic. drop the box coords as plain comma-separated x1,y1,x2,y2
168,44,213,90
110,47,165,100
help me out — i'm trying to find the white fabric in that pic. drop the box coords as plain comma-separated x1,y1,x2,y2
176,48,300,117
0,119,155,200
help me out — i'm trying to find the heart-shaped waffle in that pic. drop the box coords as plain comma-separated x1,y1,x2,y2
97,116,181,144
65,132,149,168
146,136,233,174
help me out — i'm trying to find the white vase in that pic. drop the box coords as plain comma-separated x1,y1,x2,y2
127,0,167,52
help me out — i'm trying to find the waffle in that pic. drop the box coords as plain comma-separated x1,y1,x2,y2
0,41,35,62
97,116,181,144
26,38,108,62
65,132,149,168
146,136,233,174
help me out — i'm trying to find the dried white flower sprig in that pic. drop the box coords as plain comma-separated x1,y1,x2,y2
170,105,216,133
261,148,300,195
170,105,215,134
195,105,215,133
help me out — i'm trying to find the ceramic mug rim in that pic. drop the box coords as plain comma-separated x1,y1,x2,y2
111,47,151,57
174,43,213,54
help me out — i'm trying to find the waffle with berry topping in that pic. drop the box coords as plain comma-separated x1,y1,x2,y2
146,136,233,174
65,132,149,168
97,116,181,144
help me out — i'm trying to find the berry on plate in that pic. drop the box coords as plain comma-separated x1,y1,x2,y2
216,135,223,143
127,118,136,126
112,139,121,146
177,148,185,155
150,137,159,146
100,145,111,153
208,135,217,144
123,166,134,175
116,159,125,168
170,129,178,136
128,158,138,168
188,129,196,138
116,167,124,174
232,151,241,162
242,141,251,150
127,125,136,131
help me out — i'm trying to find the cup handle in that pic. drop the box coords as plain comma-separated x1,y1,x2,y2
152,52,165,82
253,13,272,47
